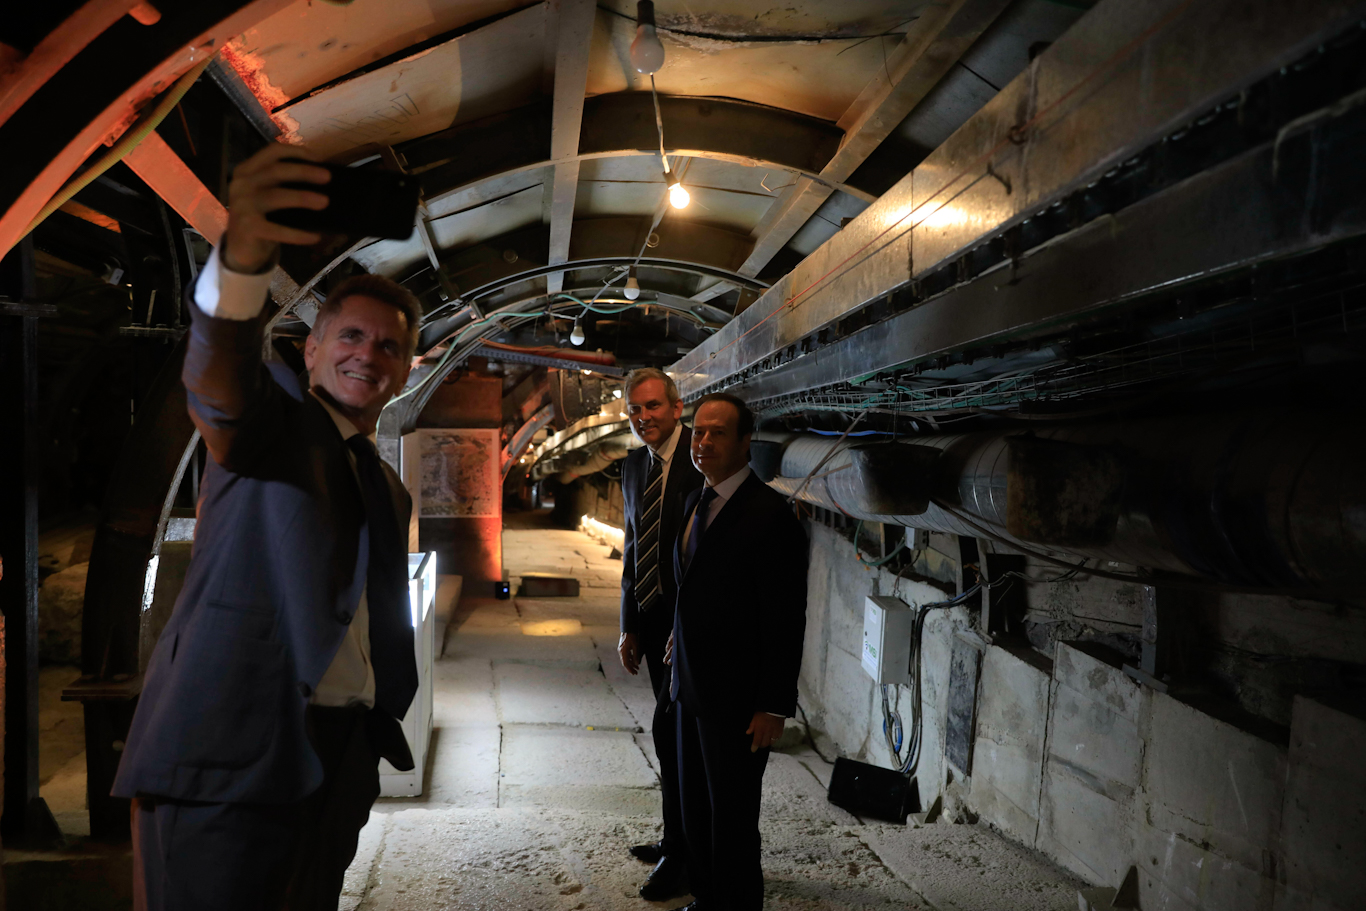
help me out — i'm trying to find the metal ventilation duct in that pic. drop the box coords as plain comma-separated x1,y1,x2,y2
759,415,1366,594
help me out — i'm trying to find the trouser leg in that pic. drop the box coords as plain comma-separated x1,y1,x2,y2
644,643,684,857
130,706,381,911
131,795,298,911
694,713,770,911
285,705,382,911
675,704,712,905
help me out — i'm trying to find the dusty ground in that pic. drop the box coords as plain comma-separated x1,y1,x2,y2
339,510,1083,911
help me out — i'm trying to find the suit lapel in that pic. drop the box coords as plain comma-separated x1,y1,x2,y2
676,472,758,584
675,485,704,583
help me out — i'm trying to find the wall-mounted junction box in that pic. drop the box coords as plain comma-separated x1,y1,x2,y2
862,595,916,685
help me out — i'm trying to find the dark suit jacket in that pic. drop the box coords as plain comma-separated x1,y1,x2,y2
620,425,703,645
671,472,808,723
112,299,418,805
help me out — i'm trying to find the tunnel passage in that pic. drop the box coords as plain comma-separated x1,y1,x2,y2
4,0,1366,908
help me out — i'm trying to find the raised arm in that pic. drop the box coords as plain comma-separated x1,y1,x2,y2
183,145,330,470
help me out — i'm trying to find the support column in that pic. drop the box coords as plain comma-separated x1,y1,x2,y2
0,237,61,845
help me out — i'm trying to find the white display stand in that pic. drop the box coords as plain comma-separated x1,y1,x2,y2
379,551,437,797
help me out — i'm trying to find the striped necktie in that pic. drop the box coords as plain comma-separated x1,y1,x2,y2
634,452,665,612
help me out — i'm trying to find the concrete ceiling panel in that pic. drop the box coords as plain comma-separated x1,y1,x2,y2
273,4,547,158
227,0,532,102
353,185,545,276
574,155,776,233
587,1,926,123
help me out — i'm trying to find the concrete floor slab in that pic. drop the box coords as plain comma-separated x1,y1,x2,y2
334,517,1085,911
860,822,1083,911
501,726,658,790
451,630,600,667
494,662,638,728
431,656,498,727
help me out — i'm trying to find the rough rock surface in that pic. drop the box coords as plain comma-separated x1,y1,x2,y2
39,562,87,665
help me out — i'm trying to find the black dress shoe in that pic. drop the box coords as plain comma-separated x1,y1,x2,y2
629,840,664,863
639,855,690,902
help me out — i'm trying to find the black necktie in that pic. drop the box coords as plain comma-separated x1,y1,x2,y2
683,487,719,571
635,453,664,611
346,435,417,720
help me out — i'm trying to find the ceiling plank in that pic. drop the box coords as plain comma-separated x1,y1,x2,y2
544,0,597,295
735,0,1014,280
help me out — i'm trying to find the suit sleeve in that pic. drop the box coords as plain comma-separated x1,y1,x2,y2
182,266,292,474
755,505,809,717
619,458,641,635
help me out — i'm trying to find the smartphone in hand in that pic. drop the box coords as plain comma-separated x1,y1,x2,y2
269,160,420,240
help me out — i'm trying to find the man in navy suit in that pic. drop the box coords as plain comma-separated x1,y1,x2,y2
669,393,808,911
113,144,419,910
617,368,703,901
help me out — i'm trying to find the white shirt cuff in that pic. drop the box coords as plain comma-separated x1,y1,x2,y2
193,246,273,320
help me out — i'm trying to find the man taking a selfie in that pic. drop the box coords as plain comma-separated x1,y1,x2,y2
113,143,420,911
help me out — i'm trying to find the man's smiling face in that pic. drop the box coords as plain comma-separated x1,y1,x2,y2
304,294,413,432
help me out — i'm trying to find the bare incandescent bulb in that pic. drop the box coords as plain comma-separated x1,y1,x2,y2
570,316,586,346
624,266,641,300
630,1,665,75
668,177,690,209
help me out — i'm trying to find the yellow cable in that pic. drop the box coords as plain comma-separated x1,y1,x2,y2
22,54,215,239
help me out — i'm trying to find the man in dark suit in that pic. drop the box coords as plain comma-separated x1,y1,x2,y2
112,144,419,911
618,367,703,901
668,393,808,911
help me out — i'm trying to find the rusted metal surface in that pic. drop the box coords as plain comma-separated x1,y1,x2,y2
1005,436,1124,547
0,0,295,259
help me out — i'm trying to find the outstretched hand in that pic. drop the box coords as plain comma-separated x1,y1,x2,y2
222,144,331,273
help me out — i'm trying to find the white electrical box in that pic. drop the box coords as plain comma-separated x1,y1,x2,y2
862,595,916,685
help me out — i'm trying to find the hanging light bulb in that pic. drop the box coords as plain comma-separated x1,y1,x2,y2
668,174,690,209
624,266,641,300
630,1,665,75
570,314,585,346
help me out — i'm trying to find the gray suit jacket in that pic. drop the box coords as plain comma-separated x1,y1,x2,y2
113,300,417,805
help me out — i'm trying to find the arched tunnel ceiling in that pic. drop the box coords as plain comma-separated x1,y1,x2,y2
201,0,1087,344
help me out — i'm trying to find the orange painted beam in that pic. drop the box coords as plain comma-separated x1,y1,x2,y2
0,0,294,260
123,131,227,244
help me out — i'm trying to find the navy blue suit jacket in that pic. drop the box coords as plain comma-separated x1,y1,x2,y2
620,426,703,645
671,472,808,724
113,300,417,805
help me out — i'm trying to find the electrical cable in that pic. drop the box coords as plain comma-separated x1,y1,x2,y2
21,54,215,242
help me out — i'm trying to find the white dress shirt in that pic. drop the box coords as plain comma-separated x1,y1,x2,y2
648,422,684,488
194,246,377,709
679,465,751,556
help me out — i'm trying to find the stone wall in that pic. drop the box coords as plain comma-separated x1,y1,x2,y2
796,522,1366,910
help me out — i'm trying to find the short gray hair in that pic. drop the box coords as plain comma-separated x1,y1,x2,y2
624,367,679,404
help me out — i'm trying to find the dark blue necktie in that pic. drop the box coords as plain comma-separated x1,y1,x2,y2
683,487,719,571
347,435,417,720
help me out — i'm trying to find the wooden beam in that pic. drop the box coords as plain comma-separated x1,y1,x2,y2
543,0,597,295
737,0,1013,279
123,131,302,307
